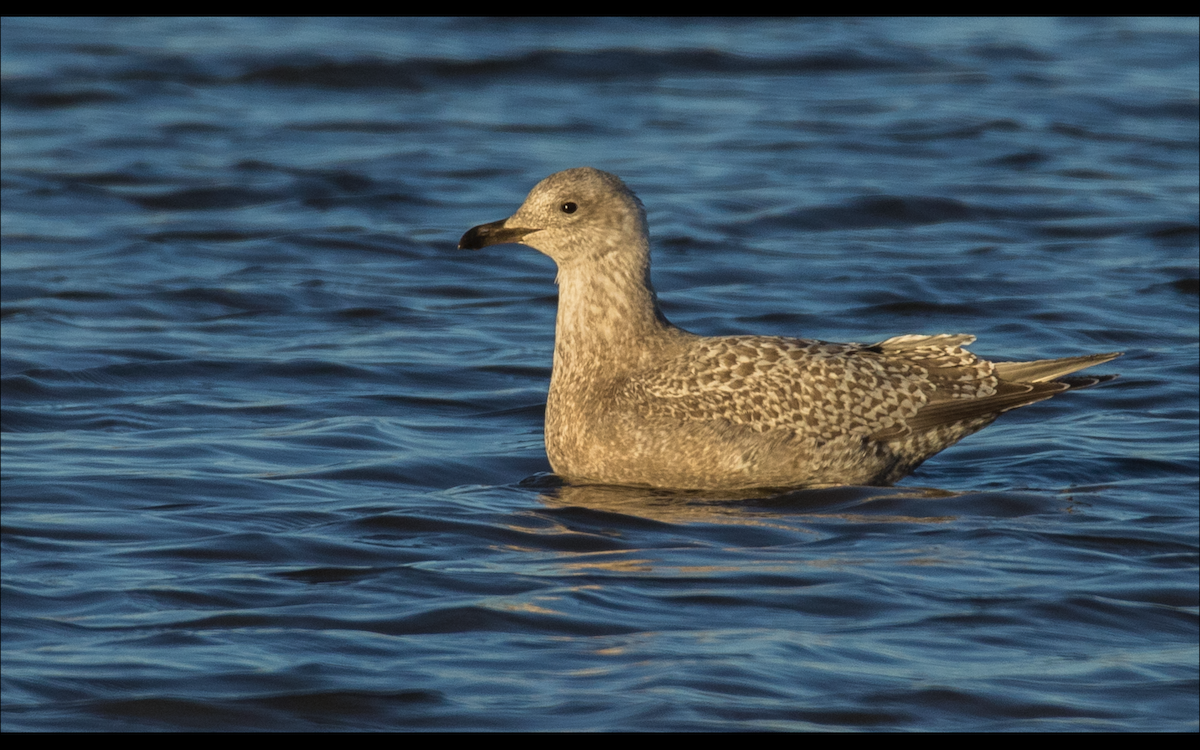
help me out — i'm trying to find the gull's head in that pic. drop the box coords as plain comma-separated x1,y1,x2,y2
458,167,648,267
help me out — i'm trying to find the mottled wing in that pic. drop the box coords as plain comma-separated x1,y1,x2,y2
628,333,998,443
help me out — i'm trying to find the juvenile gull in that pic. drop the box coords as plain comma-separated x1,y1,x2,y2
459,167,1121,490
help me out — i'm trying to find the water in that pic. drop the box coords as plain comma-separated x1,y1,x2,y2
2,17,1196,731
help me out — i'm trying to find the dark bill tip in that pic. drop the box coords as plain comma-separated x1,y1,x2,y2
458,219,537,250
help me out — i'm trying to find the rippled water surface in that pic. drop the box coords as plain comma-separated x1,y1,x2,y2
3,17,1197,731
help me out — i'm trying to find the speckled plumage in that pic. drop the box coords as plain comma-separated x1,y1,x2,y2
459,167,1120,490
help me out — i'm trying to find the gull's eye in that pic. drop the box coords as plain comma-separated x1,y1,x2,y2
560,202,577,214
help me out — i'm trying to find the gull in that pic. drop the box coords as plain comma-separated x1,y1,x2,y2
459,167,1120,490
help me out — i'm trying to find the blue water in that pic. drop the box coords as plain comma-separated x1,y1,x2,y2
2,17,1197,731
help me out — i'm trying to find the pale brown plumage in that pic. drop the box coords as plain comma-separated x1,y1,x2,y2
459,167,1120,490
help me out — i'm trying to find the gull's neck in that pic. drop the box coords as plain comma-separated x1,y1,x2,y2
552,245,677,383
